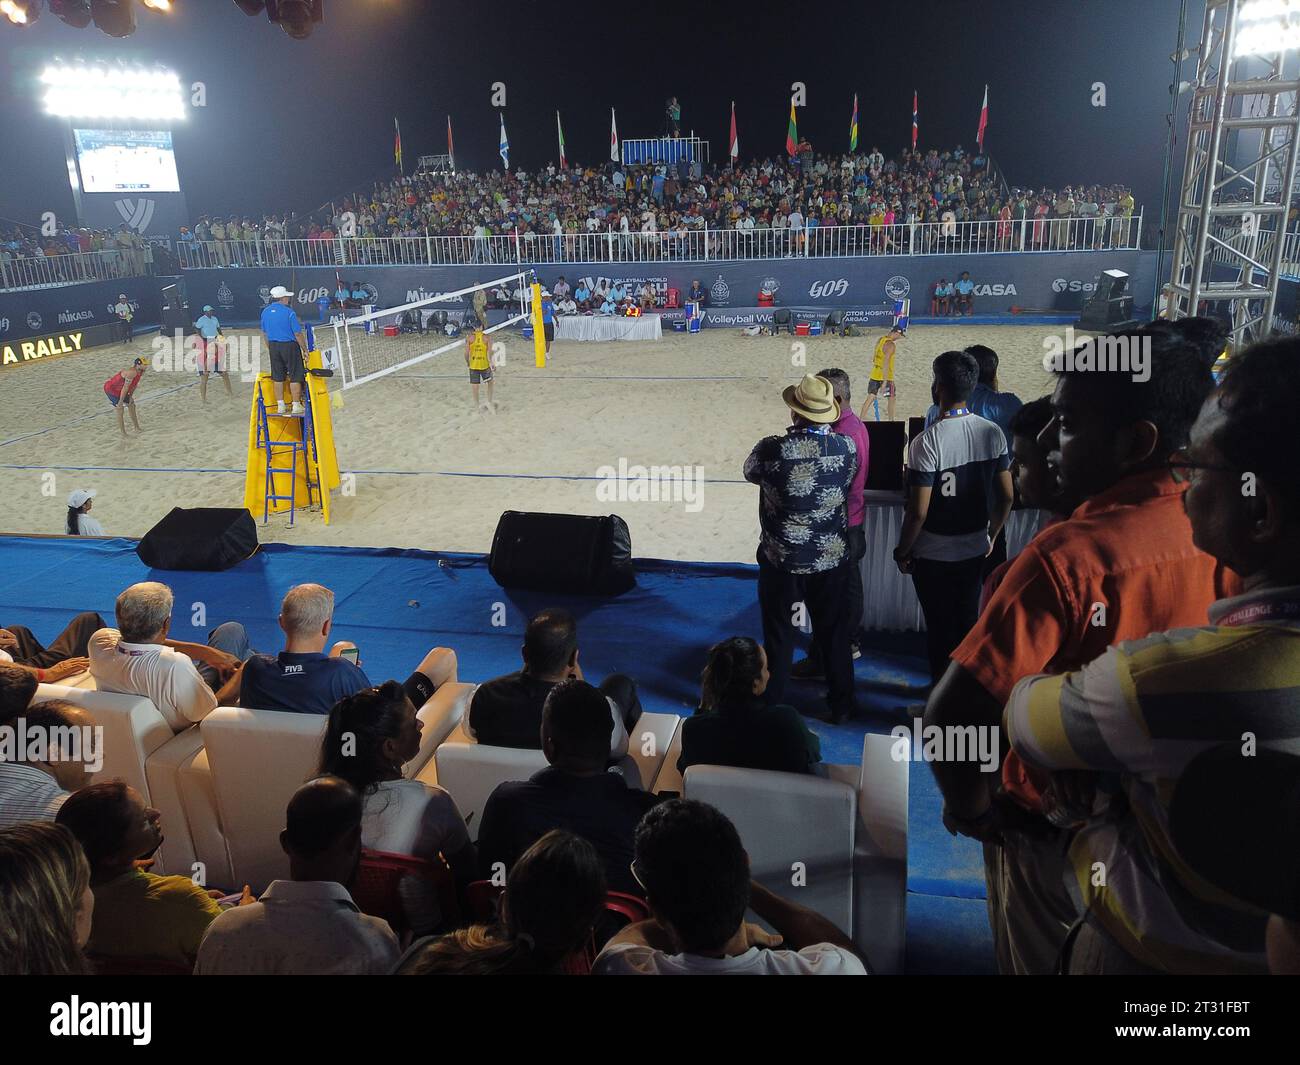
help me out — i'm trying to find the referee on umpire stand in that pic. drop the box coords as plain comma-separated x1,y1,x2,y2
261,285,308,415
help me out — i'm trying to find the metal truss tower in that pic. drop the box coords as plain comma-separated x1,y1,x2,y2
1167,0,1300,345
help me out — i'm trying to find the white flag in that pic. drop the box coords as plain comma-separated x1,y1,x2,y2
499,113,509,170
610,107,619,163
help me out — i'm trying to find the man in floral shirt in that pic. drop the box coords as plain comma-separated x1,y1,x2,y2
744,374,859,723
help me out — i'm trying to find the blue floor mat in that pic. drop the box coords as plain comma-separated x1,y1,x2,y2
0,535,993,972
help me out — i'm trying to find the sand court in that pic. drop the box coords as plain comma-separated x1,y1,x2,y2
0,322,1060,562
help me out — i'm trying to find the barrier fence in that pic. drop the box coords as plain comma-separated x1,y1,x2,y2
0,247,152,292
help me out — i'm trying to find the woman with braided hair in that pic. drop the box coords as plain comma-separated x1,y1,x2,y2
677,637,822,776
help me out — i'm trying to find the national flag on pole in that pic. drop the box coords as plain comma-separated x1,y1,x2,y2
393,116,403,173
447,115,455,170
849,93,859,152
785,102,797,157
610,107,619,162
499,112,509,170
556,111,567,169
729,101,739,161
976,84,988,152
912,91,918,150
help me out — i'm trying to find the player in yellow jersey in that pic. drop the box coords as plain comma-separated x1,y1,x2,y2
863,326,904,420
465,321,495,412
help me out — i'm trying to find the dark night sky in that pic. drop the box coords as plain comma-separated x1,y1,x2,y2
0,0,1198,228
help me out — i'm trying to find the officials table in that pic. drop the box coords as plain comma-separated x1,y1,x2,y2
554,314,663,342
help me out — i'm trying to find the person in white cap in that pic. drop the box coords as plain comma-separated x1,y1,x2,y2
193,305,232,402
260,286,307,416
112,294,134,345
65,489,103,536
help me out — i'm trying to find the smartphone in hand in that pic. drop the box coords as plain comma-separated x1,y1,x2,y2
340,647,360,665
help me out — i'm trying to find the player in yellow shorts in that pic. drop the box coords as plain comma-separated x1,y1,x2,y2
864,326,904,421
465,321,495,412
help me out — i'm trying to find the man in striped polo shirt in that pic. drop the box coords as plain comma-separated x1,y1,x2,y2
1006,337,1300,973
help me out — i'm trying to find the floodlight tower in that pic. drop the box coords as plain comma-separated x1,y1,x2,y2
1166,0,1300,344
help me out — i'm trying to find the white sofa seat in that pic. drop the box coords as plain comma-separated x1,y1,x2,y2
684,763,858,940
853,732,909,975
34,680,199,877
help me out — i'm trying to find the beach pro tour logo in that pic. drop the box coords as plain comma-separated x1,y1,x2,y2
258,285,272,305
1052,277,1097,294
884,275,911,301
709,275,731,306
810,278,850,299
217,282,235,309
114,198,156,232
27,312,43,331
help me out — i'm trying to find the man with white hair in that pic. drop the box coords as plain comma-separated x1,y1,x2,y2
237,583,458,716
88,582,244,732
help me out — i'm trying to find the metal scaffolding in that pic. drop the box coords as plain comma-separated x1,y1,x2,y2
1167,0,1300,345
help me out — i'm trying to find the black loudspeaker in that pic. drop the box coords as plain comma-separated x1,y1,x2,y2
489,511,635,596
864,421,907,491
136,508,259,571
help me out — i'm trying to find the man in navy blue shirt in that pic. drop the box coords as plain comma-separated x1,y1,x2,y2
238,584,458,716
540,290,555,360
260,285,307,416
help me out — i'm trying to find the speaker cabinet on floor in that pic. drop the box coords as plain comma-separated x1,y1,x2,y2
489,511,635,596
136,508,259,571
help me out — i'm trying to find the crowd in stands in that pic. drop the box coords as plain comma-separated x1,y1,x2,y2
3,317,1300,977
169,145,1140,268
1,224,151,281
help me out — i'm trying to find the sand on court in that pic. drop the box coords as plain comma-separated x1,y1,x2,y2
0,320,1061,563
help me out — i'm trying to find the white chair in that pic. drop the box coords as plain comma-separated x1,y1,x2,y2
853,732,909,975
190,682,473,892
34,680,201,878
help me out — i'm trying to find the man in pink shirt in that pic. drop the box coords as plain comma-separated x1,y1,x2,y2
793,368,870,678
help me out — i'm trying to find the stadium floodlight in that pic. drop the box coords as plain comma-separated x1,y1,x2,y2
1233,0,1300,57
90,0,135,37
1,0,42,26
41,63,187,122
141,0,172,9
50,0,91,28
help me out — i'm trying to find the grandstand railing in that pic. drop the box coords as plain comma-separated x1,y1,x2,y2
166,212,1143,273
0,248,152,292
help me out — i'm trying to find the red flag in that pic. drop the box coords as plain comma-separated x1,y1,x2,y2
447,115,455,169
912,91,918,150
976,85,988,152
729,101,739,161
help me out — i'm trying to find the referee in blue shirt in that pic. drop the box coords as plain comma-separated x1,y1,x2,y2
261,285,307,415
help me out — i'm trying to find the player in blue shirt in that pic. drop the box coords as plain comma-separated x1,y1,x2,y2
260,285,307,415
954,272,976,316
540,289,555,360
193,305,231,403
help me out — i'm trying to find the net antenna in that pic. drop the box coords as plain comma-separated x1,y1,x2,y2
323,271,531,390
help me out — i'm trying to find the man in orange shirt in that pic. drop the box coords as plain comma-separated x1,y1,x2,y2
923,327,1231,974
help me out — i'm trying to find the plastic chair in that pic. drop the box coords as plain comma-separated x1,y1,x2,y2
353,849,460,936
664,287,681,309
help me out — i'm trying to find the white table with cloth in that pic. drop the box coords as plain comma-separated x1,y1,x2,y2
858,490,1047,631
554,314,663,342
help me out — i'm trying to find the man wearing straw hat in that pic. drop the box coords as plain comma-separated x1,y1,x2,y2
743,373,860,723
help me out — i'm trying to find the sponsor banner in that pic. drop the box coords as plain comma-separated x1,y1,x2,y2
0,277,163,343
657,306,894,329
0,322,123,370
0,251,1159,341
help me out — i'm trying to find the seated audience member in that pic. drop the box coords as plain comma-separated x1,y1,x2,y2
1171,746,1300,975
478,680,660,896
593,800,866,974
574,281,592,310
0,610,104,680
552,276,570,300
395,829,606,975
0,701,97,828
686,279,706,305
57,782,223,969
0,664,38,724
680,638,821,775
556,295,577,316
318,680,475,929
469,608,636,758
1005,337,1300,975
195,777,399,975
238,583,458,715
88,582,243,730
0,821,93,975
637,282,656,311
932,279,953,316
926,327,1232,976
598,294,616,315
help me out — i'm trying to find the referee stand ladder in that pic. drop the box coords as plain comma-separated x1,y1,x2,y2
254,386,320,526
